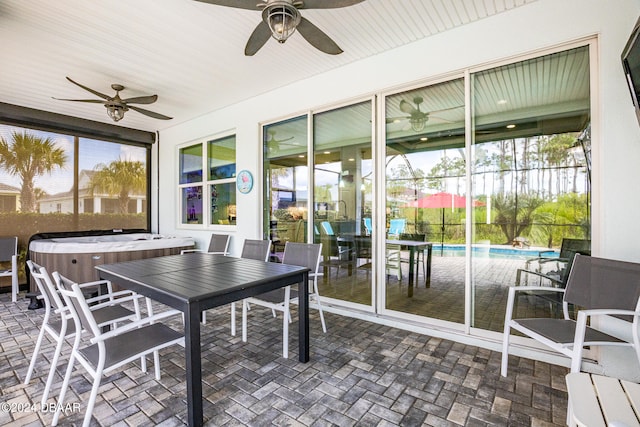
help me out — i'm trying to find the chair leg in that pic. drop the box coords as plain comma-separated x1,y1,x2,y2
242,300,248,342
154,352,161,381
11,273,18,303
501,327,511,377
52,347,78,426
230,302,236,336
312,279,327,333
11,256,17,303
282,305,289,359
41,335,65,405
24,323,47,384
82,370,103,427
283,286,290,359
315,294,327,333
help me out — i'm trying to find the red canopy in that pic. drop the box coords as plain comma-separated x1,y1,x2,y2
404,192,485,209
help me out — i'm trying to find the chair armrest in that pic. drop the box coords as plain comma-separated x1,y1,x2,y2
90,309,183,343
515,268,564,287
78,279,114,296
577,308,640,318
510,285,565,294
86,293,145,311
538,250,556,257
181,248,203,254
85,289,141,305
537,256,567,266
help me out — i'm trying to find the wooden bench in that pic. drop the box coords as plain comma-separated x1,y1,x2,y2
566,373,640,426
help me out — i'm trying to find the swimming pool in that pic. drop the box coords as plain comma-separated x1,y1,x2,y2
433,244,558,260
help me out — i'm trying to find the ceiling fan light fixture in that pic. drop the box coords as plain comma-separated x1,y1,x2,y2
105,104,127,122
409,117,426,132
263,2,301,43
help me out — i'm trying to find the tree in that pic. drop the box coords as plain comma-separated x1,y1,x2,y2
492,193,544,244
90,159,146,214
0,131,66,212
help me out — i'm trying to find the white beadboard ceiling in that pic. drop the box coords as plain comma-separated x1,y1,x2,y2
0,0,539,133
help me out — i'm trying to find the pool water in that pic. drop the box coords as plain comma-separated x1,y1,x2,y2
433,244,559,260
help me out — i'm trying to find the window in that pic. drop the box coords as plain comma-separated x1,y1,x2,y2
178,134,236,227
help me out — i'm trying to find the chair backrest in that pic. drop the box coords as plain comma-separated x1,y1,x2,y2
559,238,591,259
53,272,101,339
282,242,322,277
565,254,640,311
208,234,231,254
241,239,271,261
0,236,17,262
27,260,65,313
388,219,406,235
400,233,425,242
363,218,372,235
320,221,334,236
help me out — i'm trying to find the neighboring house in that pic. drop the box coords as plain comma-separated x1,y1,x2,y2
38,170,146,214
0,183,20,212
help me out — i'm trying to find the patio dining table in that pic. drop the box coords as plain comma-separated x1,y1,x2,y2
96,253,309,427
343,235,433,297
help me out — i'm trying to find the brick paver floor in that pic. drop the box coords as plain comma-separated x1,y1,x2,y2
0,291,568,426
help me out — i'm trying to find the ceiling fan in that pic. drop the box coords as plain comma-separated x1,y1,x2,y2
388,96,462,132
194,0,365,56
266,129,299,154
54,76,172,122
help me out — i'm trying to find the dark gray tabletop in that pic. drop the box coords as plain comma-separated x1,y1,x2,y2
96,253,309,309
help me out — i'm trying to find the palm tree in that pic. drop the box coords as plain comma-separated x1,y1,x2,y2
0,131,66,212
90,159,146,214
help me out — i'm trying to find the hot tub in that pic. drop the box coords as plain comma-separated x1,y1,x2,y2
28,233,195,290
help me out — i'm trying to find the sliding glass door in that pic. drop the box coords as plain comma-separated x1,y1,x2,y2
384,79,467,324
313,101,374,307
261,42,592,333
470,46,591,331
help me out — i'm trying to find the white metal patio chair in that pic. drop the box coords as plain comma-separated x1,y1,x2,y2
24,261,143,406
242,242,325,358
502,254,640,376
228,239,271,335
0,236,18,302
51,273,183,427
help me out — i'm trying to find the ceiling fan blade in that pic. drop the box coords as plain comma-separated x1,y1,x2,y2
399,100,416,114
128,105,173,120
245,21,272,56
301,0,365,9
297,17,342,55
65,76,111,100
192,0,258,11
52,97,105,103
121,94,158,105
386,116,406,123
428,115,456,124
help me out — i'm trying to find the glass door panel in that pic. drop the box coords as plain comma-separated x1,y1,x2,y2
471,46,591,332
313,101,373,307
384,79,466,323
263,116,309,259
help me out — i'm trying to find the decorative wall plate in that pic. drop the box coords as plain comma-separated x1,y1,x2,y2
237,170,253,194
